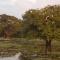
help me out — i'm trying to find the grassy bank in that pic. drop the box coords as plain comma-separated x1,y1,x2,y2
0,38,60,60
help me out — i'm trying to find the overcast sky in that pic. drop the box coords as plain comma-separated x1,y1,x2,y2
0,0,60,19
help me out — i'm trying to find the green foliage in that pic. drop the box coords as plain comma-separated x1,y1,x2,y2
0,14,22,37
22,5,60,41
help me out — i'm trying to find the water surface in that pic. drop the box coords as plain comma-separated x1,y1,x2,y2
0,53,21,60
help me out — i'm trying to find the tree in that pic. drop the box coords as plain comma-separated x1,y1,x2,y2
22,9,42,38
22,5,60,54
0,14,22,38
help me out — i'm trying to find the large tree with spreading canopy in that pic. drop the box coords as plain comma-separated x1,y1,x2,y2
22,5,60,54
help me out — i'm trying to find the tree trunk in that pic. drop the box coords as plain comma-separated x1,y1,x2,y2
45,37,52,55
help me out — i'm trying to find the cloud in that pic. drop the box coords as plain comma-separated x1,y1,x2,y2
0,0,60,18
49,0,60,5
9,0,17,5
28,0,37,3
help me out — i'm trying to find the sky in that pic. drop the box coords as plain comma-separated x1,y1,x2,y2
0,0,60,19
